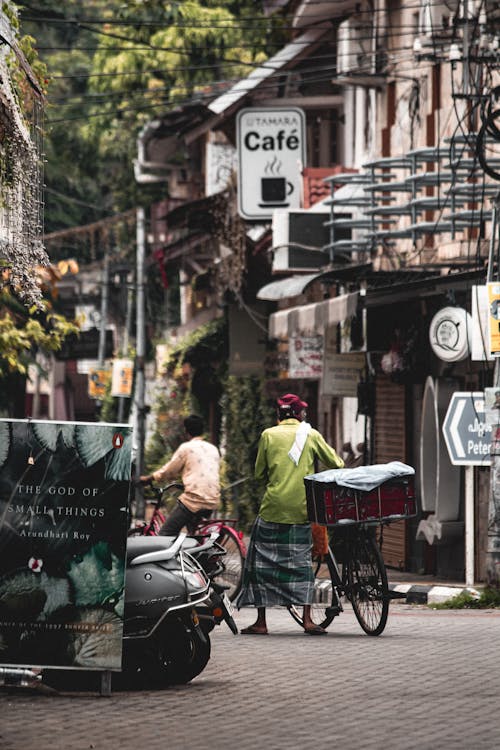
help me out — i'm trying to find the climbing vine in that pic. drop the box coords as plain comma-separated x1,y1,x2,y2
221,375,275,530
0,4,49,307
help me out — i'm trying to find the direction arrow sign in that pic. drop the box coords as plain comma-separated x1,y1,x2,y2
442,391,492,466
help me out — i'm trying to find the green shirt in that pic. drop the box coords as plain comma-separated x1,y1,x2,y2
255,419,344,524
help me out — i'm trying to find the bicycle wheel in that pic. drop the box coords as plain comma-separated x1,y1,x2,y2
213,526,246,601
287,556,342,630
346,531,389,636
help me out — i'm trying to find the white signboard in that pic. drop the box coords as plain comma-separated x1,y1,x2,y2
288,335,323,379
429,307,472,362
206,137,237,196
322,352,365,397
236,107,306,220
75,304,101,331
111,358,134,398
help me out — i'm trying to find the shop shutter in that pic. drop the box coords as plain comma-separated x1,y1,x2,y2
374,377,408,569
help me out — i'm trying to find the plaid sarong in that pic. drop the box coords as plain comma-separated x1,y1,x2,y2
237,517,314,608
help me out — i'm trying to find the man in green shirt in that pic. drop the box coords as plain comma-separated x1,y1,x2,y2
238,393,344,635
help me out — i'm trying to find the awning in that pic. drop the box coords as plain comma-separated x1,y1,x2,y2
257,273,323,301
269,291,359,338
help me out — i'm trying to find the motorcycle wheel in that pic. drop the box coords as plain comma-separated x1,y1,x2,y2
122,618,211,687
175,627,211,683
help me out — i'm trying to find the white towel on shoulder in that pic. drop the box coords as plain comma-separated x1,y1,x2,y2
288,421,312,465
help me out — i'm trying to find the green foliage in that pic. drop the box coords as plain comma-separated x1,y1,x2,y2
166,317,226,372
430,587,500,609
144,383,192,473
0,296,80,377
222,375,275,530
98,379,118,423
18,0,287,237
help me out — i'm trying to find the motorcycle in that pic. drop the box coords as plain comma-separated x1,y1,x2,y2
121,532,213,687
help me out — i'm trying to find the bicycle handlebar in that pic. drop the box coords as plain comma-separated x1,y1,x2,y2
141,477,249,506
155,478,248,494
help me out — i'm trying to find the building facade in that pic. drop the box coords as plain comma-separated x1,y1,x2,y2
140,0,500,581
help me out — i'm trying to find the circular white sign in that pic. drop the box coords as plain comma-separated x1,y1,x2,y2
429,307,472,362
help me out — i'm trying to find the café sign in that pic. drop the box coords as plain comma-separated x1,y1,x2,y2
236,107,306,220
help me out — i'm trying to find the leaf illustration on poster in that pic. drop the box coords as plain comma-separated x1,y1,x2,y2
33,422,76,451
0,419,131,671
74,424,132,481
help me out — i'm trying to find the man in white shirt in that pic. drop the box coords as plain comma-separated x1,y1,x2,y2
140,414,220,535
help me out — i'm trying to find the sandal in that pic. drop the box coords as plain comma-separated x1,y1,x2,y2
304,625,327,636
240,625,268,635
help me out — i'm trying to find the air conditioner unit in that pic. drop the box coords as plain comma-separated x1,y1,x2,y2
272,209,328,272
272,209,351,272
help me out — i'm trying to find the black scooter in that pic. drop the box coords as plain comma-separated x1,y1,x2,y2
122,532,213,686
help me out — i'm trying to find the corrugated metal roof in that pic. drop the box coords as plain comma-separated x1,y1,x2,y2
208,25,330,117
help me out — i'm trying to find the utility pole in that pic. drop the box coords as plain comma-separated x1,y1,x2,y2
97,249,110,368
117,267,133,423
134,207,146,520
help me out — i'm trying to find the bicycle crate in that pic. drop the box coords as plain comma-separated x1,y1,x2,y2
304,470,416,527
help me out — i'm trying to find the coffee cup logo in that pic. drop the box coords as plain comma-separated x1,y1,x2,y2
259,176,294,207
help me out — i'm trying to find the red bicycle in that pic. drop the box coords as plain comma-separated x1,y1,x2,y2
129,479,247,602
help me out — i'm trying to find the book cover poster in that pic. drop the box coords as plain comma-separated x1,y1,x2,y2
0,419,132,671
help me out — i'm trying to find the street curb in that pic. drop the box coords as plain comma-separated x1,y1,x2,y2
315,579,481,605
389,583,482,605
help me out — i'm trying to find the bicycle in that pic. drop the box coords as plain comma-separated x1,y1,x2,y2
287,524,390,636
292,464,417,636
128,479,247,602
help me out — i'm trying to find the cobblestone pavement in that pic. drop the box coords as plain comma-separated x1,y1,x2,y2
1,605,499,750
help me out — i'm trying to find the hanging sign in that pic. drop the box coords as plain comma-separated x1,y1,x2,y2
429,307,472,362
88,368,111,400
471,285,494,361
0,418,132,671
322,352,365,397
288,335,323,379
236,107,306,220
487,282,500,357
111,359,134,398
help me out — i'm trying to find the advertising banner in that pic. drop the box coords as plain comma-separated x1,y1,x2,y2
0,419,132,671
487,281,500,357
471,285,494,361
111,359,134,398
288,335,323,379
88,368,111,400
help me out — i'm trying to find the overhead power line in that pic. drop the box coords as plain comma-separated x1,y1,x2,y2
20,0,465,27
43,208,136,242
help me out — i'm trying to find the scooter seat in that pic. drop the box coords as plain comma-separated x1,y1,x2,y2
126,535,179,564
